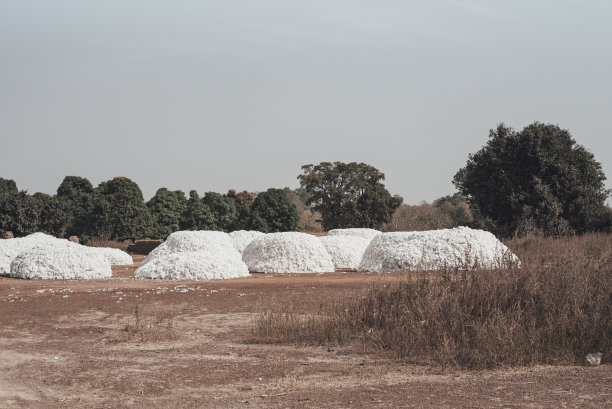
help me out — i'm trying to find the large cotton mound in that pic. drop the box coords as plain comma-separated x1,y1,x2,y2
10,242,112,279
0,233,69,274
318,235,371,270
88,247,133,265
242,232,335,273
142,230,236,265
358,227,519,272
135,250,250,280
229,230,265,254
328,228,381,241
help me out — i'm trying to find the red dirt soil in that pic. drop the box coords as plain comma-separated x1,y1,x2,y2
1,256,609,408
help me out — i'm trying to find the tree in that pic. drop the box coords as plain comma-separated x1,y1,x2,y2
433,193,474,227
0,191,68,237
92,177,152,241
56,176,97,240
247,188,298,232
297,162,403,230
0,177,18,196
201,192,237,232
147,188,187,239
180,190,214,231
453,122,611,237
225,189,255,231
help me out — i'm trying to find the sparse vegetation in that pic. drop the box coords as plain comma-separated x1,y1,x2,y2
252,233,612,369
109,305,180,343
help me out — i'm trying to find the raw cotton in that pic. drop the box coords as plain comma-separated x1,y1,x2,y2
0,233,69,274
319,235,371,270
229,230,265,254
10,242,112,280
135,250,250,280
358,227,520,272
328,228,381,241
142,230,236,266
242,232,335,273
88,247,133,265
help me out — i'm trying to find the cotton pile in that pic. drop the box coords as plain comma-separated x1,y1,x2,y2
136,230,249,280
358,227,519,272
1,233,76,275
318,235,371,270
229,230,265,254
328,228,381,241
10,241,112,280
242,232,335,273
88,247,134,265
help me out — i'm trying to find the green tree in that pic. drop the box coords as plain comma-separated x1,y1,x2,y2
147,188,187,239
56,176,97,240
180,190,214,231
92,177,152,241
202,192,237,232
453,122,611,237
433,193,474,227
0,191,68,237
298,162,403,230
0,177,18,196
247,188,298,232
225,189,255,231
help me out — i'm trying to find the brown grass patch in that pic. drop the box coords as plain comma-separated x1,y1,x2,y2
109,305,181,343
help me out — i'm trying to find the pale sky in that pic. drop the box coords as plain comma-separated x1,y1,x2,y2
1,1,611,204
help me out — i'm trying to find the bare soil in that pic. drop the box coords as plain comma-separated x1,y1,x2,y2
1,256,609,408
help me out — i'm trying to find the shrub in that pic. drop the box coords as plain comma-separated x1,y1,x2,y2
247,188,299,233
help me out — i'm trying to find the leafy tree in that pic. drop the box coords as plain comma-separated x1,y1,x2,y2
92,177,152,241
298,162,403,230
56,176,97,240
201,192,237,232
0,191,68,237
247,188,298,232
225,189,255,230
433,193,474,227
453,122,611,237
180,190,214,231
0,177,18,196
147,188,187,239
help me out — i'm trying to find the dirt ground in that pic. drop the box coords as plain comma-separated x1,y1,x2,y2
1,256,610,408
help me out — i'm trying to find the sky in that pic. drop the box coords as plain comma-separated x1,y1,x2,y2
1,0,611,204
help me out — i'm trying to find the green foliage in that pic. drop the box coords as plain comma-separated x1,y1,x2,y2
147,188,187,239
180,190,214,231
247,188,298,232
92,177,153,241
298,162,403,230
0,177,18,196
225,189,255,230
56,176,97,240
0,191,69,237
201,192,237,232
433,193,474,227
454,123,611,237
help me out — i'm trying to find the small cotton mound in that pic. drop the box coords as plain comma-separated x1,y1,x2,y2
242,232,334,273
135,250,250,280
229,230,265,254
319,235,371,270
10,242,112,280
358,227,519,272
328,228,381,241
142,230,236,266
88,247,134,265
0,233,70,274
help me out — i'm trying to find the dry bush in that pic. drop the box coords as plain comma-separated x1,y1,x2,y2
288,193,324,233
252,234,612,368
109,305,180,343
382,202,455,232
86,239,129,251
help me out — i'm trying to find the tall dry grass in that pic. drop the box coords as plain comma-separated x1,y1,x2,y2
252,234,611,368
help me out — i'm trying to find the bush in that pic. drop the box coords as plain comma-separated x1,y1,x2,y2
247,188,299,233
147,188,187,239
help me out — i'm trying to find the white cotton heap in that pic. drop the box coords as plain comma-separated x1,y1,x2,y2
10,242,112,280
318,235,371,270
0,233,74,275
134,250,250,280
358,227,520,272
229,230,265,254
327,228,381,241
141,230,237,266
242,232,335,273
88,247,133,265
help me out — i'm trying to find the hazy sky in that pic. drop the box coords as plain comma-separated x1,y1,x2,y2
1,1,611,204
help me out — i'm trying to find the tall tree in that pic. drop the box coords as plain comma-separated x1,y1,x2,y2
247,188,299,232
0,178,18,196
92,177,152,241
147,188,187,239
201,192,237,232
453,122,611,237
180,190,214,231
225,189,255,231
298,162,402,230
56,176,97,240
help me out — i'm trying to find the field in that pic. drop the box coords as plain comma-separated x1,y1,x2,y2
1,238,611,408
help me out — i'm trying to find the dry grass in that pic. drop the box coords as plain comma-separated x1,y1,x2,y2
86,239,130,251
252,233,612,369
109,305,181,343
383,202,455,232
